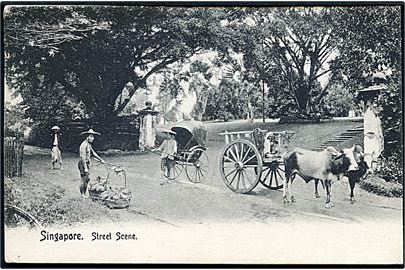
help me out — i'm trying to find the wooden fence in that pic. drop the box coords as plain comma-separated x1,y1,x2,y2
4,137,24,178
64,116,140,151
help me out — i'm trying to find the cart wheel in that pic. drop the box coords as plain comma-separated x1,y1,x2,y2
220,139,262,193
258,161,285,190
4,204,43,230
186,148,209,183
164,161,183,180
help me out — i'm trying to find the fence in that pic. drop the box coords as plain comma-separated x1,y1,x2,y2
26,116,140,152
64,116,140,151
4,137,24,178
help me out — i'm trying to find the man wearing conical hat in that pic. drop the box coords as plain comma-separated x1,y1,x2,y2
156,129,177,185
78,129,104,197
51,126,62,169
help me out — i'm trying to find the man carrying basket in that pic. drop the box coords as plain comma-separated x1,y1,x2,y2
78,129,104,197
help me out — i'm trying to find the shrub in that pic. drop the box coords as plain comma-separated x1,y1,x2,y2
376,82,403,184
360,175,403,198
378,152,403,184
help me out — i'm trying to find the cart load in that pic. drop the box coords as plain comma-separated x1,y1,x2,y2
88,164,131,209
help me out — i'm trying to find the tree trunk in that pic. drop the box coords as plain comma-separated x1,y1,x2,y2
247,101,254,122
295,84,311,115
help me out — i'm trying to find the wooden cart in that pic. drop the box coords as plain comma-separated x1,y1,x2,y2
219,128,294,193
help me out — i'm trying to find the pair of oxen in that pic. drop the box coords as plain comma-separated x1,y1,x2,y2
282,145,370,208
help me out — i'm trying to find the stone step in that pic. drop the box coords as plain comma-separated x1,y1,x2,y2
339,135,357,137
314,124,364,152
340,132,360,136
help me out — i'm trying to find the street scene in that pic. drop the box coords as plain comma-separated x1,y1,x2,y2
3,3,403,265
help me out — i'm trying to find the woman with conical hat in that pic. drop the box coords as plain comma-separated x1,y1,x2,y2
78,129,104,197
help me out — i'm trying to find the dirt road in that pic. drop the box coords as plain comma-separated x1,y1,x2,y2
18,141,403,264
24,140,402,227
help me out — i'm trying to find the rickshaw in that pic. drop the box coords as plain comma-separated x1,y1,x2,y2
219,128,294,193
162,120,209,183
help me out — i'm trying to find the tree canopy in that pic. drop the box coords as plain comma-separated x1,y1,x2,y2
4,5,227,123
4,5,402,126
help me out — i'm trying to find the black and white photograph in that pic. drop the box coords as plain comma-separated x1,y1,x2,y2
2,2,403,265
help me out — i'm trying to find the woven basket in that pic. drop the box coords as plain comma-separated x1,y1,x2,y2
103,196,131,209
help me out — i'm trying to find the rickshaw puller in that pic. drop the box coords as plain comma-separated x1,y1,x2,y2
155,129,177,185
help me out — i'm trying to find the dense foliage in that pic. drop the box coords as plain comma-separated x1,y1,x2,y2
4,6,226,123
330,6,402,184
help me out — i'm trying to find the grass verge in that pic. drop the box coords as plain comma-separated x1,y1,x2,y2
4,175,121,227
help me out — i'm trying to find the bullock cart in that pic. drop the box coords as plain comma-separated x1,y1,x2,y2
219,128,294,193
163,121,209,183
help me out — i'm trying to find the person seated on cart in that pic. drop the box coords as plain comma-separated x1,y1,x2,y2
263,132,280,159
155,129,177,185
78,128,105,197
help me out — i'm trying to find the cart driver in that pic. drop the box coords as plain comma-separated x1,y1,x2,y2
78,129,104,197
263,132,279,158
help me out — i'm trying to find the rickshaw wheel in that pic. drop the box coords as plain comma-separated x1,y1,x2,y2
163,160,183,180
257,160,285,190
186,148,209,183
4,204,43,230
220,139,262,194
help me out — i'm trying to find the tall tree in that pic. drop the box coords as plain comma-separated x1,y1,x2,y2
232,7,336,116
4,5,226,123
330,6,402,183
188,59,217,121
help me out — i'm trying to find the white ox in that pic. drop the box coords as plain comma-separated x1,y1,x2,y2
282,145,361,208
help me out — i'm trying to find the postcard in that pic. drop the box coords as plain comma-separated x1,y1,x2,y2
2,2,403,266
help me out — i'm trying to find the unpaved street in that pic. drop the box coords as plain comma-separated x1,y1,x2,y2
24,139,402,227
15,137,404,264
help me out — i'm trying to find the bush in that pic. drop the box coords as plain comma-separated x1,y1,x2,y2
378,152,403,184
376,82,403,184
360,175,403,198
278,112,322,124
4,175,120,227
4,104,30,140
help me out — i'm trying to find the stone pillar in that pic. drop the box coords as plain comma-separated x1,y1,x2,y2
363,102,384,171
138,101,159,151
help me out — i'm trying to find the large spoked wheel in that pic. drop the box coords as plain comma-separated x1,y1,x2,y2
170,161,183,180
163,159,183,180
186,148,209,183
220,140,262,193
4,204,43,230
258,160,285,190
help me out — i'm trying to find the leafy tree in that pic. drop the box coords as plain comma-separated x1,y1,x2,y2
188,59,217,121
329,6,401,88
233,7,336,116
330,6,402,183
4,103,30,139
320,83,356,117
4,6,226,124
204,79,246,121
156,69,184,124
